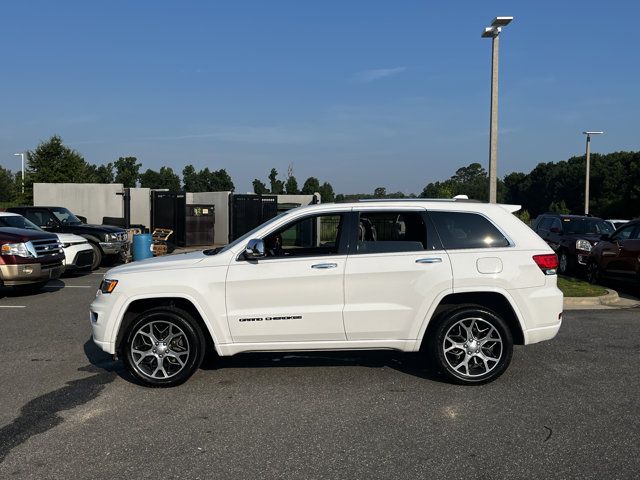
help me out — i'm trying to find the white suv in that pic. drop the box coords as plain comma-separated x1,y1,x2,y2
90,200,563,387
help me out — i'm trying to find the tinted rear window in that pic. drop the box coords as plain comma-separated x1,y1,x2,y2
430,211,510,249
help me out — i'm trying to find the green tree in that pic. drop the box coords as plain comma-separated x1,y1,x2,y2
140,167,181,191
114,156,141,187
0,166,16,202
373,187,387,198
203,168,234,192
318,182,335,203
182,165,234,192
27,135,94,184
301,177,320,195
252,179,269,194
268,168,285,194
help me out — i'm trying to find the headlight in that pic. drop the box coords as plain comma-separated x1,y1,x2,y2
105,233,118,242
1,242,34,258
99,279,119,294
576,239,592,252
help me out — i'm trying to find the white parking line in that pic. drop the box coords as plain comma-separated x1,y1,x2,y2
0,305,26,308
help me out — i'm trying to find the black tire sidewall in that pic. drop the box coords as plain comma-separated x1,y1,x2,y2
587,261,600,284
558,251,569,275
430,307,513,385
90,243,103,270
123,308,205,387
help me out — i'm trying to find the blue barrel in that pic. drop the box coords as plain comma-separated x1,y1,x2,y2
132,233,153,261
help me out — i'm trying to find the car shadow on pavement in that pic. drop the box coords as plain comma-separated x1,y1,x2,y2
202,350,447,383
83,338,447,386
0,279,65,299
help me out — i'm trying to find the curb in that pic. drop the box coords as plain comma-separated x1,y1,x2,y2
564,288,640,310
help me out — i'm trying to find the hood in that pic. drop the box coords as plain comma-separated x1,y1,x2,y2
56,233,89,244
106,251,209,275
68,224,126,235
0,227,59,243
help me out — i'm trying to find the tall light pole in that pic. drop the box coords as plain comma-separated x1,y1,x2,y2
13,152,25,194
482,16,513,203
582,131,604,215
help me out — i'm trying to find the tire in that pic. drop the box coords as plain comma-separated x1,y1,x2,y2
122,307,205,387
558,251,570,275
90,243,103,270
586,261,601,284
427,306,513,385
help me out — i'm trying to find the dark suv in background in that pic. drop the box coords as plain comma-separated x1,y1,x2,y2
533,213,614,275
7,206,128,270
588,219,640,284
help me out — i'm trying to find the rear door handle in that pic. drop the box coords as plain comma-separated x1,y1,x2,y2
311,263,338,269
416,258,442,264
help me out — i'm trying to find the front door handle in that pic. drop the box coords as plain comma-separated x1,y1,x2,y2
416,258,443,264
311,263,338,269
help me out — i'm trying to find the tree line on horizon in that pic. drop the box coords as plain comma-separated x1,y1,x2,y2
1,135,638,220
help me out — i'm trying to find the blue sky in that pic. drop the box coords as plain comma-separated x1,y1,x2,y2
1,0,638,194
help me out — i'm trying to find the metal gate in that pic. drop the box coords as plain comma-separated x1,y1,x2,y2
186,205,215,246
151,191,186,247
230,194,278,241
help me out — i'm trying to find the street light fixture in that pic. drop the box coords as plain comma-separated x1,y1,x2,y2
13,152,25,194
582,131,604,215
482,16,513,203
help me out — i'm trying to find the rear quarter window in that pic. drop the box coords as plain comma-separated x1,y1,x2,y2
429,211,510,249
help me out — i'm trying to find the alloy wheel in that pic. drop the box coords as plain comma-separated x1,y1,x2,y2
130,320,190,379
442,317,503,378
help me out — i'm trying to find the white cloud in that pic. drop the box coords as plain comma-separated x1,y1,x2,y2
352,67,407,83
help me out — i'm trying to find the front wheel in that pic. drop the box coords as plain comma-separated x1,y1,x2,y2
586,261,601,284
558,251,570,275
90,243,103,270
123,307,205,387
428,307,513,385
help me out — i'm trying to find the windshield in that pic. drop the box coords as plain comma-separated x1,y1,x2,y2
0,215,44,232
562,218,614,235
51,207,82,225
205,210,294,255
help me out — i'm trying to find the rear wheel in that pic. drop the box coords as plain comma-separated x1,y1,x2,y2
90,243,103,270
428,307,513,385
123,307,205,387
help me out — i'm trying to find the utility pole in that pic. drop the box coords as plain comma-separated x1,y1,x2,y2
13,152,25,194
582,131,604,215
482,16,513,203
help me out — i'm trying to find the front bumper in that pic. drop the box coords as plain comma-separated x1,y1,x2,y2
63,244,94,272
0,261,64,286
99,241,128,255
90,290,127,354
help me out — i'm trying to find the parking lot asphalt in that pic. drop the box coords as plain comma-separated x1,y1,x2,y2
0,271,639,480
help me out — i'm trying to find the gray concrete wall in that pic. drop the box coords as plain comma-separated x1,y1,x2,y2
33,183,124,225
129,187,151,228
276,193,320,207
186,191,231,245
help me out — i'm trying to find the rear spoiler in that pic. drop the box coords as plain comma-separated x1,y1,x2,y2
500,204,521,214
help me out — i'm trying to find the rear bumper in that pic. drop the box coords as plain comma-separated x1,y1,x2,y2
0,261,64,286
510,279,564,345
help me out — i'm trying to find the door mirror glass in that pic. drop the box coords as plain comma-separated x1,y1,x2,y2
244,238,266,259
550,227,562,234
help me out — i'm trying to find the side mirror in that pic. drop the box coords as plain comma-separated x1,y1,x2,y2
550,227,562,234
244,238,266,260
76,215,87,223
600,234,611,241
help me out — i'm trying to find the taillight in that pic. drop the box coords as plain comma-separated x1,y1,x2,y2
533,254,558,275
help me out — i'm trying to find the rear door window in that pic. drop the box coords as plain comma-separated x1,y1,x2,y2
355,211,429,254
429,211,510,249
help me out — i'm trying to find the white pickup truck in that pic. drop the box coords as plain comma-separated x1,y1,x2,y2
90,199,563,387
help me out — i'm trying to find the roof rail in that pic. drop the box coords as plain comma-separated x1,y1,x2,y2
357,198,482,203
